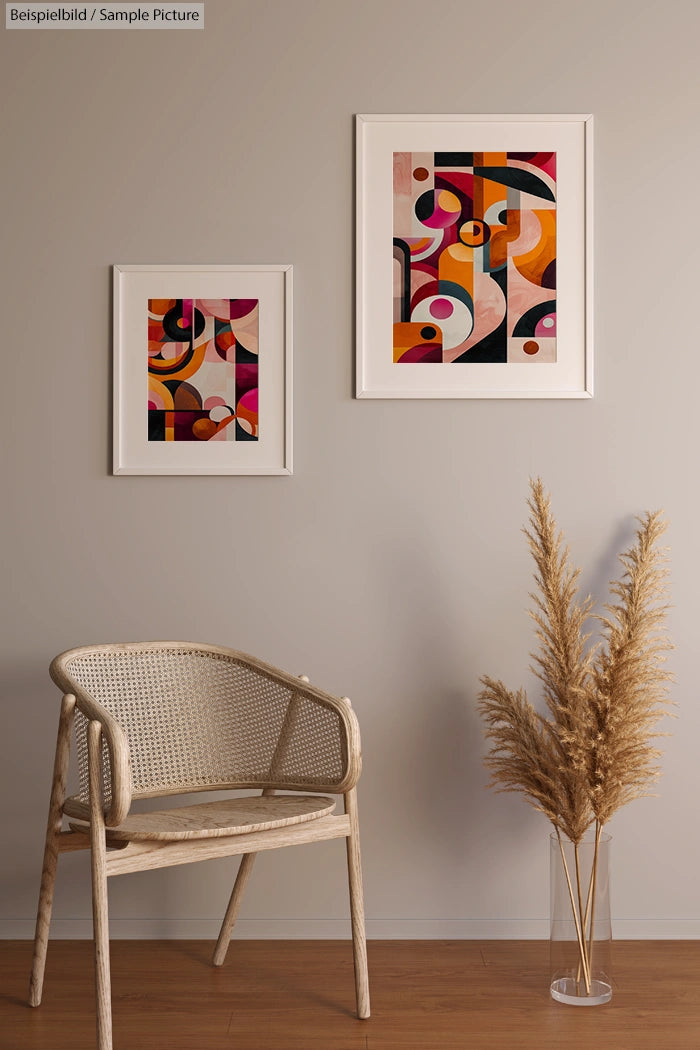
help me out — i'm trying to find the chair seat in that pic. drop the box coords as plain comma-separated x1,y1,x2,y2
70,794,336,842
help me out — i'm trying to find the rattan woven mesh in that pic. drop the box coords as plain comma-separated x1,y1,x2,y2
66,648,346,806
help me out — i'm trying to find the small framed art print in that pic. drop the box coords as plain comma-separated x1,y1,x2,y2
113,264,292,474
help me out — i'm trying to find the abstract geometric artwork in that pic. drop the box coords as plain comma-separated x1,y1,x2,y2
114,265,292,474
356,115,592,399
392,151,557,364
147,298,259,442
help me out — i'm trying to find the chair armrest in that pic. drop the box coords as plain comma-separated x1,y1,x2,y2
231,651,363,794
50,654,133,827
271,687,363,794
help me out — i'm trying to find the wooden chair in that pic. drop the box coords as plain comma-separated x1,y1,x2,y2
28,642,370,1049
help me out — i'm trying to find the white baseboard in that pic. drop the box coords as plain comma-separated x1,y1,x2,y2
3,917,700,939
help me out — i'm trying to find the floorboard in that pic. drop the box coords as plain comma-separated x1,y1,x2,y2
1,940,699,1050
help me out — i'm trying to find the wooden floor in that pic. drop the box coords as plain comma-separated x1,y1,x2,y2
1,940,699,1050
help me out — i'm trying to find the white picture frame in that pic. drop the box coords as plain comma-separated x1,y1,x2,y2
356,114,593,399
113,264,292,474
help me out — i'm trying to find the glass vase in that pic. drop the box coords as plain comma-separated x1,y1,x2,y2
550,830,612,1006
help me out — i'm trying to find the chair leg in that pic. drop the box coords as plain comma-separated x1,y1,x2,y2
28,825,61,1007
29,694,75,1007
89,721,113,1050
213,785,276,966
344,788,370,1019
212,852,257,966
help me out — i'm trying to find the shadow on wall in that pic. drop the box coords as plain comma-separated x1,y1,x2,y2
364,529,507,866
1,661,62,814
582,513,653,617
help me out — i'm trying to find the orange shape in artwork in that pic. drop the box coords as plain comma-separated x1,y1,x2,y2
192,418,218,441
513,211,556,287
147,334,206,381
438,243,474,297
149,299,176,316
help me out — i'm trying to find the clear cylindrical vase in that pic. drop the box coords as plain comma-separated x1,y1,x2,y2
550,831,612,1006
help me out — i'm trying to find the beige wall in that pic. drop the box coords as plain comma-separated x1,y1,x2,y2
2,0,698,939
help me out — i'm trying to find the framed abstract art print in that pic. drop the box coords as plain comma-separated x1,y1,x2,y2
356,114,593,398
113,264,292,474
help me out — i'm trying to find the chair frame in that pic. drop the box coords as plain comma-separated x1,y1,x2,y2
28,643,370,1050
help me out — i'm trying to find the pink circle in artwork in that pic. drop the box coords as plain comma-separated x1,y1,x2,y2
239,389,258,412
203,396,226,410
430,298,454,320
535,313,557,337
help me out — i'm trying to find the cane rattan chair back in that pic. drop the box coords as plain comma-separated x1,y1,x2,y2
57,643,358,822
29,642,369,1050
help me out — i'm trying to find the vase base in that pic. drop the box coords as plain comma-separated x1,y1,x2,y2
550,978,612,1006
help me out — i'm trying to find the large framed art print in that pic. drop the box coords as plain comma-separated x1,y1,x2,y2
114,264,292,474
356,114,593,399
